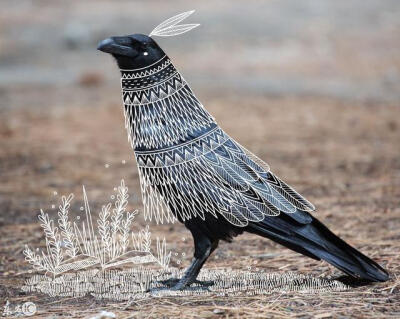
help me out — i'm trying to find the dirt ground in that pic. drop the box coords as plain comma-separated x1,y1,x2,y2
1,1,400,318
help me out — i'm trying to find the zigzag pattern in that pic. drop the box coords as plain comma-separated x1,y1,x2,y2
122,64,176,90
122,72,186,105
121,56,171,79
136,128,228,167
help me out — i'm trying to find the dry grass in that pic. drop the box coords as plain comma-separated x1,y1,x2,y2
1,94,399,318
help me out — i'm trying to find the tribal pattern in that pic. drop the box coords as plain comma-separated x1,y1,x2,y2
121,56,216,151
121,56,315,226
135,127,227,168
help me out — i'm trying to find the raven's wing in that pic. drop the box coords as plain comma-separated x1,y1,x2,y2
201,136,315,226
137,130,315,226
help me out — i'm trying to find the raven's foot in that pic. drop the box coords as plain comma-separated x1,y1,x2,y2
158,277,214,290
172,279,214,290
158,277,180,288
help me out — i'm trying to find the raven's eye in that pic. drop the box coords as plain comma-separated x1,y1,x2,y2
143,52,149,56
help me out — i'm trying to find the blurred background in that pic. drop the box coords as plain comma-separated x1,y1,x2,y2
0,0,400,316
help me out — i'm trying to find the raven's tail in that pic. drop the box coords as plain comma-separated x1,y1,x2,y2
246,212,389,282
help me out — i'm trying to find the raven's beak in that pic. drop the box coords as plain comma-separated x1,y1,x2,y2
97,37,139,58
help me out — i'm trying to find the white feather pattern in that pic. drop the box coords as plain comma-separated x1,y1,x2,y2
150,10,200,37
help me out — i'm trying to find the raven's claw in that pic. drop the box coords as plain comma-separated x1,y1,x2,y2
156,277,215,290
158,277,180,287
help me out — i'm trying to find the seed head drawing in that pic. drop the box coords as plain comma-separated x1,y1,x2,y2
97,10,389,290
23,180,171,277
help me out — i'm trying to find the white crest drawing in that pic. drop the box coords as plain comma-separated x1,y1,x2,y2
149,10,200,37
23,179,171,277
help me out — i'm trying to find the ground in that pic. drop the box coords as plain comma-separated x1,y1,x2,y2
0,1,400,318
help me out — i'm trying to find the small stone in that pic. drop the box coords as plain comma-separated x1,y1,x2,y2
89,311,116,319
213,309,225,315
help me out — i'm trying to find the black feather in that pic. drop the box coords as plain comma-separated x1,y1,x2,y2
246,210,389,282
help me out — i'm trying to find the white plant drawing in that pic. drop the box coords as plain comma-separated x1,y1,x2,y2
149,10,200,37
21,180,347,301
23,180,171,276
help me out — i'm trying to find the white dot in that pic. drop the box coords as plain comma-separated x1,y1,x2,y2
51,205,55,209
53,191,58,196
80,207,84,211
77,216,80,220
143,52,148,56
122,160,126,164
105,164,109,168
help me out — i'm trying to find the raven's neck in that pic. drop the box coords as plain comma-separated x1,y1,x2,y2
120,55,216,152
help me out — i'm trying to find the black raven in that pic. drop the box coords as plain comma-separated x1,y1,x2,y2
97,33,389,290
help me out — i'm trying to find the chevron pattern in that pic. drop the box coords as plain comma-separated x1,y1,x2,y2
121,56,171,79
136,128,228,167
122,72,186,105
138,131,315,225
122,63,176,90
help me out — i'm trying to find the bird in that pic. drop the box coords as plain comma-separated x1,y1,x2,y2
97,11,389,290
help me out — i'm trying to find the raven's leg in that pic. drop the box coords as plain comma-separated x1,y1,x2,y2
171,231,219,290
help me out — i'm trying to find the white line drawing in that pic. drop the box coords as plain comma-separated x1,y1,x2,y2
21,268,349,301
120,55,315,226
97,10,388,290
23,180,171,277
149,10,200,37
20,174,348,300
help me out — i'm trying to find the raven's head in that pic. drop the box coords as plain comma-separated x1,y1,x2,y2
97,34,166,70
97,11,199,70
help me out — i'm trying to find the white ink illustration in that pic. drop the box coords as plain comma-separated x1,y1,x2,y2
21,174,349,300
21,9,388,301
23,180,171,277
97,9,388,290
149,10,200,37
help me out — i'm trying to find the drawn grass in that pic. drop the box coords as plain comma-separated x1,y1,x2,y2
23,179,171,276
